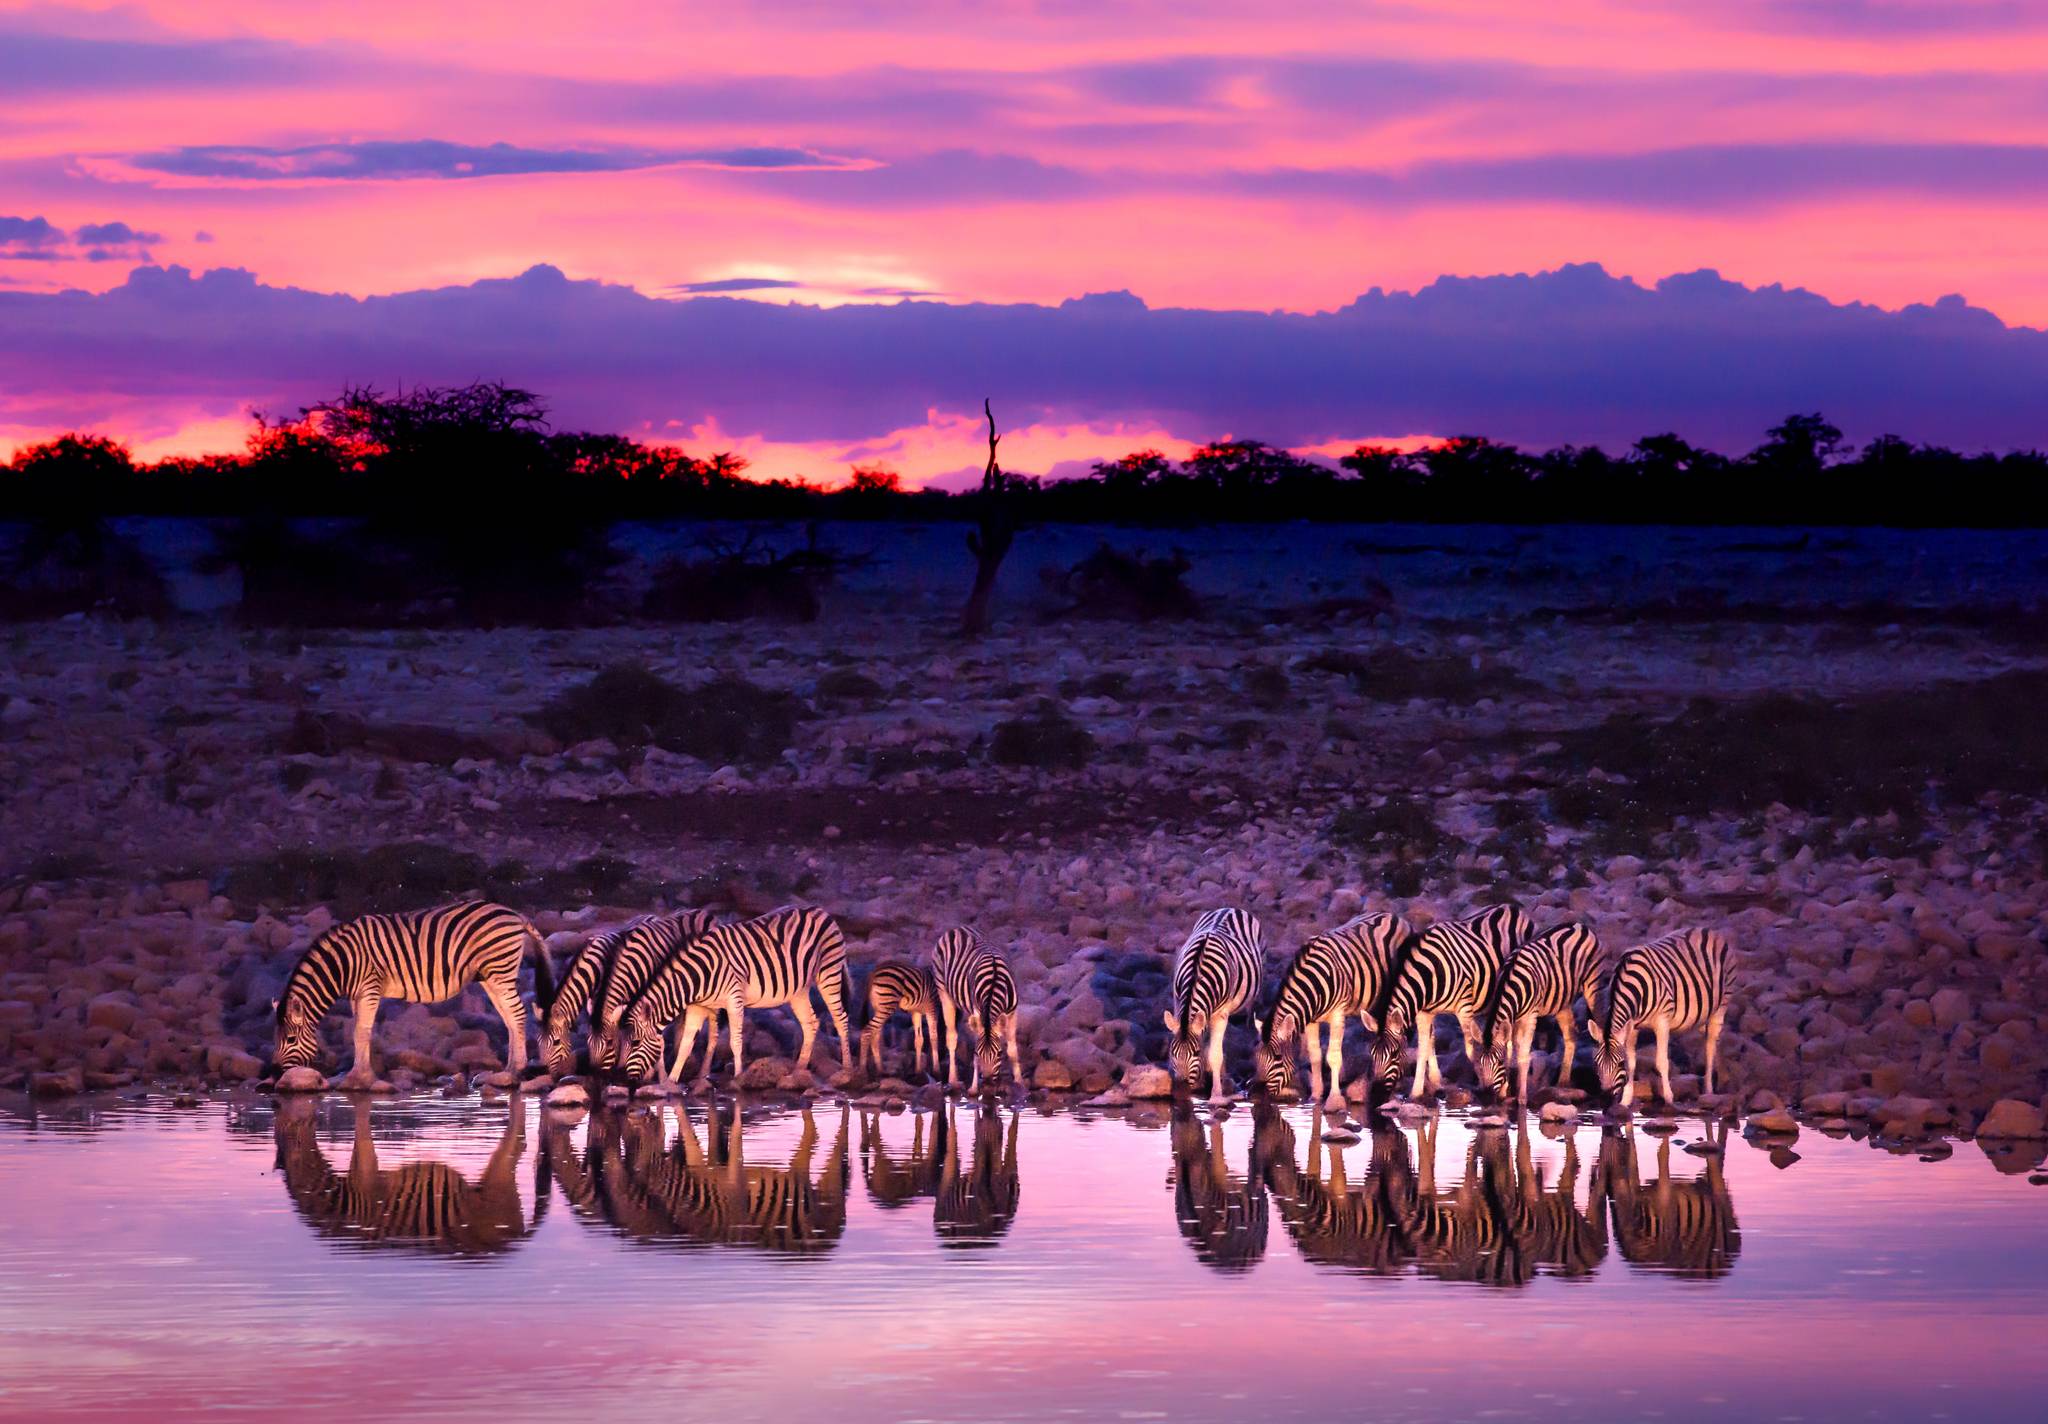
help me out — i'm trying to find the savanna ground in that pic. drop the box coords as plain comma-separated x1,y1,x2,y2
1,521,2044,1153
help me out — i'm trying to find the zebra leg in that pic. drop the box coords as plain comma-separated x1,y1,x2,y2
483,974,529,1074
823,981,854,1081
939,994,962,1089
1653,1019,1674,1105
1205,1016,1229,1103
1303,1020,1324,1103
725,997,747,1086
347,988,383,1084
791,995,821,1072
1005,1015,1023,1089
1323,1015,1345,1112
1554,1014,1575,1093
1410,1010,1434,1098
1703,1006,1725,1095
1516,1018,1537,1104
671,1007,707,1086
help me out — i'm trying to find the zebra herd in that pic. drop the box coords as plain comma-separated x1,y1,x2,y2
272,896,1731,1112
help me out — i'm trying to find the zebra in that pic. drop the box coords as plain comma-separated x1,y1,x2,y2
1602,1123,1741,1279
620,905,853,1088
583,910,718,1077
860,959,942,1078
1593,928,1731,1108
1254,911,1411,1110
1474,921,1605,1103
931,927,1025,1092
1369,903,1535,1099
273,899,553,1085
1163,908,1264,1103
271,1093,539,1257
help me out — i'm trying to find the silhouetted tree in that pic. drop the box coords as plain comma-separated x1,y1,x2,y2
960,399,1015,636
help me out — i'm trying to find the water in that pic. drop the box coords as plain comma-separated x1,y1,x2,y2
4,1094,2045,1423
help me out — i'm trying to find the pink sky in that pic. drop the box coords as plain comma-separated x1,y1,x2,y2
5,1,2048,474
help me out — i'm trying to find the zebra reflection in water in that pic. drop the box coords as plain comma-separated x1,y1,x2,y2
1266,1110,1418,1277
1166,1102,1295,1272
560,1102,851,1254
1602,1122,1742,1280
271,1094,542,1258
935,1101,1021,1247
860,1106,946,1210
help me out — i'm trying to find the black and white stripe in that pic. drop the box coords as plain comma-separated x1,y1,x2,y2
932,927,1024,1091
1167,1102,1271,1272
1255,911,1410,1109
621,905,852,1087
934,1102,1022,1247
1476,922,1604,1103
860,959,942,1078
274,899,551,1082
1369,903,1535,1098
583,910,718,1077
1164,908,1264,1102
1593,928,1731,1108
1603,1124,1741,1279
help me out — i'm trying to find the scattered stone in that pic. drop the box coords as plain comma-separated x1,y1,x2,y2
1747,1108,1799,1135
1032,1060,1074,1090
31,1068,83,1097
1978,1099,2048,1139
1539,1101,1579,1123
274,1066,327,1093
546,1082,592,1108
1122,1065,1173,1099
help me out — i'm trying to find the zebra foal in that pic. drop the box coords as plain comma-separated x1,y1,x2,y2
861,959,942,1077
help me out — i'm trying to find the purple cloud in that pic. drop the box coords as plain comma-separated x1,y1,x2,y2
2,260,2044,455
670,277,803,294
124,139,858,183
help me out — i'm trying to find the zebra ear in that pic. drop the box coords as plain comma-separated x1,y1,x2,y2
1250,1015,1263,1036
1162,1010,1180,1035
1585,1019,1605,1044
1358,1011,1378,1033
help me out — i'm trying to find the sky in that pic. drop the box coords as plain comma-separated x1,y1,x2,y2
3,0,2048,482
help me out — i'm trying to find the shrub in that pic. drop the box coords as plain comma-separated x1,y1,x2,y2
990,703,1095,769
1042,544,1199,620
533,662,807,764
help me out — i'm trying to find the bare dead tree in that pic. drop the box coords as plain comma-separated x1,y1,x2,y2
960,398,1016,636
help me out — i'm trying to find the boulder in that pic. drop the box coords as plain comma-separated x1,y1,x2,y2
546,1081,592,1108
1538,1101,1579,1123
31,1067,83,1097
1032,1059,1074,1090
85,993,139,1033
1929,988,1972,1031
274,1065,326,1093
1747,1108,1799,1135
1122,1065,1174,1099
1978,1099,2048,1139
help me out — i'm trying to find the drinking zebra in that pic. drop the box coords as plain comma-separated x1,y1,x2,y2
861,959,942,1078
619,905,853,1088
1593,928,1731,1108
1474,921,1605,1103
273,899,553,1085
1164,908,1264,1103
1369,903,1535,1098
932,927,1025,1092
583,910,718,1077
1254,911,1411,1110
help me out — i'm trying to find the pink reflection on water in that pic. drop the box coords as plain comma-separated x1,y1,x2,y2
1,1094,2044,1423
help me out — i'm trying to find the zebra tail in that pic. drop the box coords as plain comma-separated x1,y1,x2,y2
526,923,556,1018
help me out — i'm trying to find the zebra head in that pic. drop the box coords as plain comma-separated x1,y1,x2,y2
1594,1032,1629,1104
1251,1014,1296,1097
971,1015,1005,1087
619,1008,661,1084
540,1009,578,1078
1161,1009,1204,1089
273,995,322,1071
1368,1023,1406,1095
586,1018,622,1076
1473,1025,1511,1102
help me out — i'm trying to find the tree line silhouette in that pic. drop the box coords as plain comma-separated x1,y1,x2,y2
5,383,2047,527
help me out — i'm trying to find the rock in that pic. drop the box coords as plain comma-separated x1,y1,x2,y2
163,879,211,912
1747,1108,1799,1135
31,1068,83,1097
85,993,139,1033
1978,1099,2048,1139
1032,1059,1074,1090
1122,1065,1174,1099
1469,1114,1509,1130
1801,1091,1850,1116
1,695,34,725
1747,1088,1784,1113
1682,1139,1724,1157
546,1082,592,1108
275,1066,326,1093
1929,988,1972,1031
1320,1127,1362,1144
1538,1101,1578,1123
777,1068,817,1093
739,1059,791,1091
473,1069,519,1090
1084,1088,1131,1108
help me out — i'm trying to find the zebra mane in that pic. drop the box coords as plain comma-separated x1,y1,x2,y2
1370,930,1423,1030
277,925,347,1022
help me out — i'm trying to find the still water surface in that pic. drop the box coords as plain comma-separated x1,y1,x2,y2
4,1093,2045,1423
